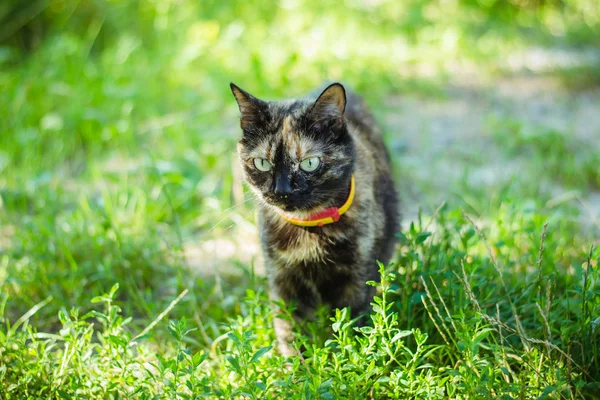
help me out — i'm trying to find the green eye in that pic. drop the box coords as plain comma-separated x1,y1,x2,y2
300,157,321,172
253,158,272,172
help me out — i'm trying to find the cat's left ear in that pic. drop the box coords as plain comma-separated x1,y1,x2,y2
310,83,346,122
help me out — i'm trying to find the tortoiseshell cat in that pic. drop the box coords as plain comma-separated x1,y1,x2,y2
230,82,399,356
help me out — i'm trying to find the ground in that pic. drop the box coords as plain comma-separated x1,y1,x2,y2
1,1,600,398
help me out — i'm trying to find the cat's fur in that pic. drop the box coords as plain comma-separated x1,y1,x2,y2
230,82,399,356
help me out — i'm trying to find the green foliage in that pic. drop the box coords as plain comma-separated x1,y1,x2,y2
490,118,600,189
1,0,600,398
2,214,598,397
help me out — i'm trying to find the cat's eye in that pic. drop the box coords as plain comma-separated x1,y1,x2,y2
300,157,321,172
253,158,272,172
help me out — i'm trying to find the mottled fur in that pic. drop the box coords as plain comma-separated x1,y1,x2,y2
230,82,399,356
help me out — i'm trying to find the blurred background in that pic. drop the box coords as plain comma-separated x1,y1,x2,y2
1,0,599,330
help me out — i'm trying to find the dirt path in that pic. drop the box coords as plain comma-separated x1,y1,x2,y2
387,75,600,228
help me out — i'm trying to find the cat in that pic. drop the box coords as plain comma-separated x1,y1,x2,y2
230,82,399,356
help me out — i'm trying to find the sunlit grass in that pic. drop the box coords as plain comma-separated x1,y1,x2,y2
1,0,600,398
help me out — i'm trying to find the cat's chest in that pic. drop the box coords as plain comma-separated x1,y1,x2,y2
274,230,329,267
262,218,349,268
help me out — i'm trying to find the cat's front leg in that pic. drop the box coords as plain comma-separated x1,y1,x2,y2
269,277,318,357
273,314,297,357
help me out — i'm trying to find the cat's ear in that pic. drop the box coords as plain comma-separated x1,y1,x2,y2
310,83,346,122
230,83,268,131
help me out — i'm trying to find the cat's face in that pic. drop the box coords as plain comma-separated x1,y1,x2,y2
231,83,355,213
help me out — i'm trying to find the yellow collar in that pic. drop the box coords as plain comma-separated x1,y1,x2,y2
278,175,355,227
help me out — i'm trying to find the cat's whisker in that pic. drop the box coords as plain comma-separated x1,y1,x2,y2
220,197,254,214
206,197,254,233
224,205,258,232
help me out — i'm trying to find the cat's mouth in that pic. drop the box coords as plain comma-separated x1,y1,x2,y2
265,197,305,213
273,203,324,219
277,203,300,212
263,192,316,213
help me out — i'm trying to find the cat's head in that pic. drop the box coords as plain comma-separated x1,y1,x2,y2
231,83,355,214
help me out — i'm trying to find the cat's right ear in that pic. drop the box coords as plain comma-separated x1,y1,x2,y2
230,83,267,132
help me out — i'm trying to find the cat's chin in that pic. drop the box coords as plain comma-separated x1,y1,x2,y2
260,195,327,216
270,203,328,219
263,199,305,214
268,203,305,215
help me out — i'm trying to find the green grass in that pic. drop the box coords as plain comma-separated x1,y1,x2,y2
2,212,599,398
490,118,600,190
1,0,600,398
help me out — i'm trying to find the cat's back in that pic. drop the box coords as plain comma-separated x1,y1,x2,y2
339,86,399,268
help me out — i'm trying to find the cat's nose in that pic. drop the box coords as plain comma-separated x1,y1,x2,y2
273,174,293,197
